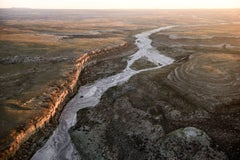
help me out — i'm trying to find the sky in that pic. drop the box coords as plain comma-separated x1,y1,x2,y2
0,0,240,9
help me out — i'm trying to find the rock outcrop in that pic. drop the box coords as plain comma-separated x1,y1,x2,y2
70,91,227,159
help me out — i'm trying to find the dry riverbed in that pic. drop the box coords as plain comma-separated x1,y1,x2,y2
70,24,240,160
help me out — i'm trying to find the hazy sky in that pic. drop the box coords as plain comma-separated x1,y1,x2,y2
0,0,240,9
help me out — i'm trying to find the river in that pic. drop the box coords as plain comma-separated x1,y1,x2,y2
31,26,175,160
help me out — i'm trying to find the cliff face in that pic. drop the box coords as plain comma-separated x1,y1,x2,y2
0,42,132,160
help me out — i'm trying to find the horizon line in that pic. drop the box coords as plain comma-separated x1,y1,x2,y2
1,7,240,10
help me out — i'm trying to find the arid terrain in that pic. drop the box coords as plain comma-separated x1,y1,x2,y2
0,9,240,159
0,9,151,159
70,10,240,160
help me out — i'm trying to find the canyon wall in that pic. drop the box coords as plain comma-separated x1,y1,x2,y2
0,42,128,160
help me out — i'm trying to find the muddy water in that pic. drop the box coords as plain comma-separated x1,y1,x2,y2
31,26,175,160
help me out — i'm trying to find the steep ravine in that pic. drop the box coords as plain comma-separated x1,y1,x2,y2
1,42,135,160
31,26,175,160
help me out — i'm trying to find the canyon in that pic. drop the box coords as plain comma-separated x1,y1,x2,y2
0,9,240,159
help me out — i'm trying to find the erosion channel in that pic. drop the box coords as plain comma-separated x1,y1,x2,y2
31,26,231,160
